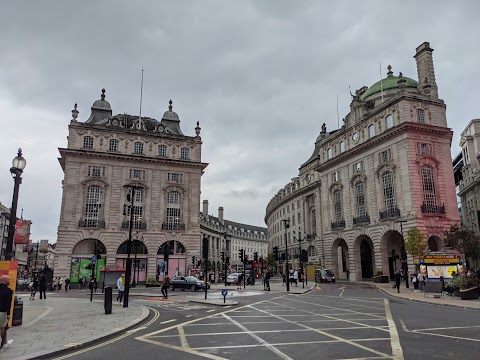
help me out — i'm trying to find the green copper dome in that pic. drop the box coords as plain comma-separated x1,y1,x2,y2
361,69,418,100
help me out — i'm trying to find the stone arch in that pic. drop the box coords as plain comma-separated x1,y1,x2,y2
332,238,349,280
307,245,316,257
116,240,148,254
354,235,374,280
72,239,106,255
380,230,404,279
157,240,187,255
427,235,443,252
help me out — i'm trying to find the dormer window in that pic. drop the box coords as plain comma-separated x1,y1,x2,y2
180,147,189,159
134,142,144,155
339,141,345,153
386,114,394,129
83,136,94,149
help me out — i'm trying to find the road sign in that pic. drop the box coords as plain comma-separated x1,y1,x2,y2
221,289,228,297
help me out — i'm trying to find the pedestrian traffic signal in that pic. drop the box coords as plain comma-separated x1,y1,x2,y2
191,256,196,265
239,249,244,260
273,246,279,261
221,251,225,262
254,252,258,262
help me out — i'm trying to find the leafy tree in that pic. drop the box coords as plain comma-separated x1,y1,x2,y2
443,224,480,263
404,227,427,258
267,253,275,271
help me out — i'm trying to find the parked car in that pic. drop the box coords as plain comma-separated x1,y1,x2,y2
17,278,32,286
226,273,241,285
315,269,336,283
169,276,210,292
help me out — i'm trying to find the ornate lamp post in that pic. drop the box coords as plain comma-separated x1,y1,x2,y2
5,149,26,261
281,219,290,292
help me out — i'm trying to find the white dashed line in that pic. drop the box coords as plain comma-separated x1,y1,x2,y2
161,319,177,324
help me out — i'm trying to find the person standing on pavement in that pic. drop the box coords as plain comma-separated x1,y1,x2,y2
116,274,125,304
58,277,63,291
417,271,425,292
65,277,70,292
394,269,401,293
39,273,47,299
264,270,271,291
293,270,299,286
262,270,266,290
161,274,170,299
0,275,14,352
282,272,287,286
412,272,419,292
237,273,243,290
30,277,38,300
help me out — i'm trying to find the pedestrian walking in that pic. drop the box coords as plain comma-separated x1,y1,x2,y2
293,270,299,287
394,269,401,293
412,272,419,292
264,270,271,291
116,274,125,304
30,277,38,300
52,278,58,291
237,273,244,290
417,272,425,292
262,271,266,290
39,273,47,299
58,277,63,291
0,275,14,352
81,277,87,292
161,274,170,299
65,277,70,292
282,273,287,286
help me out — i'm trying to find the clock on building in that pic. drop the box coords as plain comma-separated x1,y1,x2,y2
352,132,359,143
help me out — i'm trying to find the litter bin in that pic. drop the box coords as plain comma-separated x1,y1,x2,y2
104,286,112,315
13,296,23,326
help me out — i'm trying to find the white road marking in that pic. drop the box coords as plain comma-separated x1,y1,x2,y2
178,325,189,349
223,306,231,308
206,309,215,313
23,306,54,327
161,319,177,324
399,319,409,332
222,312,294,360
413,331,480,342
340,289,345,297
185,315,193,318
138,337,227,360
384,299,404,360
126,326,148,333
413,325,480,332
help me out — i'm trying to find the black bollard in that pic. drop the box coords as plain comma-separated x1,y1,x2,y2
105,286,112,315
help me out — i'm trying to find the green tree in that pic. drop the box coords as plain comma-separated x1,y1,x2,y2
404,227,427,258
267,253,275,271
443,224,480,264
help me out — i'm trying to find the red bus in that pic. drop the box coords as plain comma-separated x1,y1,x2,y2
245,259,265,278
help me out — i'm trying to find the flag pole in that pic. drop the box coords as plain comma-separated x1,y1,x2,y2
379,62,384,103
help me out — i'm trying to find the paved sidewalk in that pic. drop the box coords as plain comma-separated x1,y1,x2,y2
369,281,480,310
6,296,149,360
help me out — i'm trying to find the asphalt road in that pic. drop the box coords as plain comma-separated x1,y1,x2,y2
50,282,480,360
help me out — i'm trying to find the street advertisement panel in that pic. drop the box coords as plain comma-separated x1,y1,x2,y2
14,220,31,244
426,265,458,279
70,258,106,283
70,258,81,282
0,261,18,327
156,259,167,281
414,255,460,265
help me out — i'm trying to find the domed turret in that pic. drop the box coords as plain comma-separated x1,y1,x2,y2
86,88,113,123
361,65,418,101
159,100,184,135
162,99,180,121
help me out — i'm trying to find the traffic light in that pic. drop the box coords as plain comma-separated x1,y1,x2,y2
254,252,258,262
202,237,209,259
191,256,196,265
221,251,225,262
226,256,230,264
301,249,308,262
239,249,244,260
163,244,170,262
281,253,286,261
273,246,279,261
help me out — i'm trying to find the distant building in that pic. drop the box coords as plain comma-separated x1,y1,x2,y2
0,202,9,260
54,90,207,283
265,42,460,281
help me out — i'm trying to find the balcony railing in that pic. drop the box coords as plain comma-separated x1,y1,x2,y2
331,220,345,230
79,219,105,228
421,203,445,215
379,207,400,220
121,220,147,230
162,223,186,231
353,214,370,225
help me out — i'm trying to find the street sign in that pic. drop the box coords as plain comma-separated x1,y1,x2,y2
91,255,97,264
222,289,228,304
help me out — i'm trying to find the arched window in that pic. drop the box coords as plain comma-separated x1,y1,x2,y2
355,182,367,217
166,191,182,229
416,109,425,124
83,136,94,149
333,190,343,222
158,144,168,157
421,165,438,212
180,147,189,159
382,171,396,212
84,185,103,227
339,141,345,153
310,209,316,236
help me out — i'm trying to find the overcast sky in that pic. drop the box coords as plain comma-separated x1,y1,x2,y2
1,1,479,242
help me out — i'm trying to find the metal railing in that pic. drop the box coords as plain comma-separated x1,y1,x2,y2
421,203,445,214
353,214,370,225
162,223,186,231
121,220,147,230
331,220,346,230
78,219,105,228
379,207,400,220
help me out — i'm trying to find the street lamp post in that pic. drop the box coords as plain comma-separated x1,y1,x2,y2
132,230,140,288
123,185,140,308
5,149,26,261
396,219,409,288
297,228,305,289
281,219,290,292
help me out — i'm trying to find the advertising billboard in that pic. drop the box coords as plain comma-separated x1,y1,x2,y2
426,265,458,279
14,219,31,244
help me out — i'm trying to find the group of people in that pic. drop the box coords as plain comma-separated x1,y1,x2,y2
28,273,47,300
281,270,300,286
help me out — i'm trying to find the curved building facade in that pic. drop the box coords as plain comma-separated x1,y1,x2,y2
265,42,460,281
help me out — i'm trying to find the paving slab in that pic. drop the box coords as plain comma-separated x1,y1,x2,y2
6,297,149,360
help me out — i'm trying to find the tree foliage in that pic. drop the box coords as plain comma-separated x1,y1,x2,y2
267,253,275,270
443,224,480,261
404,227,427,258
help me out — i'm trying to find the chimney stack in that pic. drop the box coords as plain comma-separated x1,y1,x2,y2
414,42,439,98
218,206,224,224
202,200,209,216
